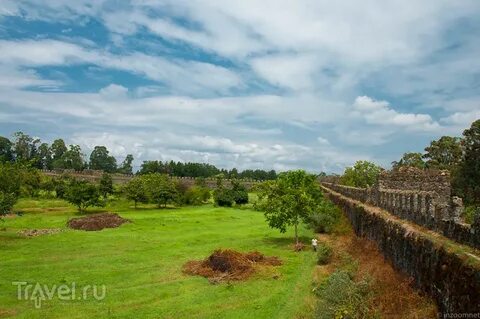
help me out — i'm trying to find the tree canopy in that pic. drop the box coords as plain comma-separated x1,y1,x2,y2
255,170,323,244
340,160,383,188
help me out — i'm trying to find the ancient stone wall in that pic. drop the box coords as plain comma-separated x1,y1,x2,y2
322,182,480,249
378,167,452,206
323,185,480,313
40,169,257,190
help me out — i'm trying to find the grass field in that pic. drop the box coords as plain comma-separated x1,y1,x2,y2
0,199,316,319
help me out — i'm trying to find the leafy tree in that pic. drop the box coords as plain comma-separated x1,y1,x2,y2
51,139,68,161
455,119,480,205
64,180,103,213
19,167,41,197
37,142,53,169
143,173,177,208
118,154,134,174
341,160,383,188
99,173,114,198
231,180,248,205
0,162,23,215
0,136,13,163
12,131,40,162
255,170,323,244
423,136,462,171
391,152,425,170
62,145,85,170
123,177,148,209
89,146,117,173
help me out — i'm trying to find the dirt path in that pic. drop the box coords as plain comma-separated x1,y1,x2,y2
313,221,438,318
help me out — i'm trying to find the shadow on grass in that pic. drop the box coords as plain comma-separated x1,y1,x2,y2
262,235,311,248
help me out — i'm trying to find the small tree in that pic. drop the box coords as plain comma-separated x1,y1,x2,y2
99,173,114,198
255,170,323,244
123,177,148,209
65,180,103,213
143,173,177,208
340,160,383,188
0,162,22,216
231,180,248,205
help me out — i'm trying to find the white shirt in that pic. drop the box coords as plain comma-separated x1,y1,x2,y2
311,239,318,246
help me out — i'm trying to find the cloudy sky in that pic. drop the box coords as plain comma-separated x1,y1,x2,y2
0,1,479,173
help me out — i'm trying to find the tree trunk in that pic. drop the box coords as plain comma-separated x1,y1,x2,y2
294,222,298,245
134,200,137,209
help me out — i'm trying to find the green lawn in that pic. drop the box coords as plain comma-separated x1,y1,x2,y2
0,199,316,319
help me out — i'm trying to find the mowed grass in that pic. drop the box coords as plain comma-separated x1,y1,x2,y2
0,199,316,319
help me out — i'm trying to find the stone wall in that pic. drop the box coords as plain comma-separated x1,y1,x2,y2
323,185,480,313
322,182,479,249
40,169,258,190
378,167,452,207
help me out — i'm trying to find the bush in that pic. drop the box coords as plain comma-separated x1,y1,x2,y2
0,162,23,216
231,180,249,205
314,270,372,319
232,188,249,205
464,205,480,224
307,200,341,233
184,186,211,205
317,243,333,265
0,192,17,216
214,188,235,207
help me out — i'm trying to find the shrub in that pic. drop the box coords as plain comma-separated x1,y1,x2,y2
99,173,114,198
0,162,22,216
314,270,372,319
307,200,341,233
0,192,17,216
184,186,211,205
231,180,249,205
464,205,480,224
214,188,235,207
317,243,333,265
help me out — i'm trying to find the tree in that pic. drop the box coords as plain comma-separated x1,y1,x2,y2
51,139,68,161
255,170,323,244
0,162,23,215
89,146,117,173
118,154,134,174
0,136,13,163
392,152,425,170
341,160,383,188
143,173,177,208
37,143,52,169
423,136,462,171
61,145,85,170
64,180,103,213
12,131,40,162
455,119,480,205
123,177,148,209
231,180,248,205
99,173,114,198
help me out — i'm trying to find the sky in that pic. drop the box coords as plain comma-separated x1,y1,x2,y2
0,0,479,173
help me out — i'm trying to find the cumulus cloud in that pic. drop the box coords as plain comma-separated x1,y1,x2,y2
1,0,479,173
353,96,440,131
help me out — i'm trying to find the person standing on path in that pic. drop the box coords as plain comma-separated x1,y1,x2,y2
311,238,318,252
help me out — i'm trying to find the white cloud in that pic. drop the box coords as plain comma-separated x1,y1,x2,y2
0,39,242,95
353,96,439,131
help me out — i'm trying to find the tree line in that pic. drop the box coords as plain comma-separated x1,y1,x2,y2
0,132,277,180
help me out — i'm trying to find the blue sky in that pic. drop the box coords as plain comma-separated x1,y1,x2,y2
0,1,479,173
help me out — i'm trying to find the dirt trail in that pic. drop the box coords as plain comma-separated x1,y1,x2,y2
315,227,438,318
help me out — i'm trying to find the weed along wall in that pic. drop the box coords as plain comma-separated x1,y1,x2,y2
322,184,480,313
